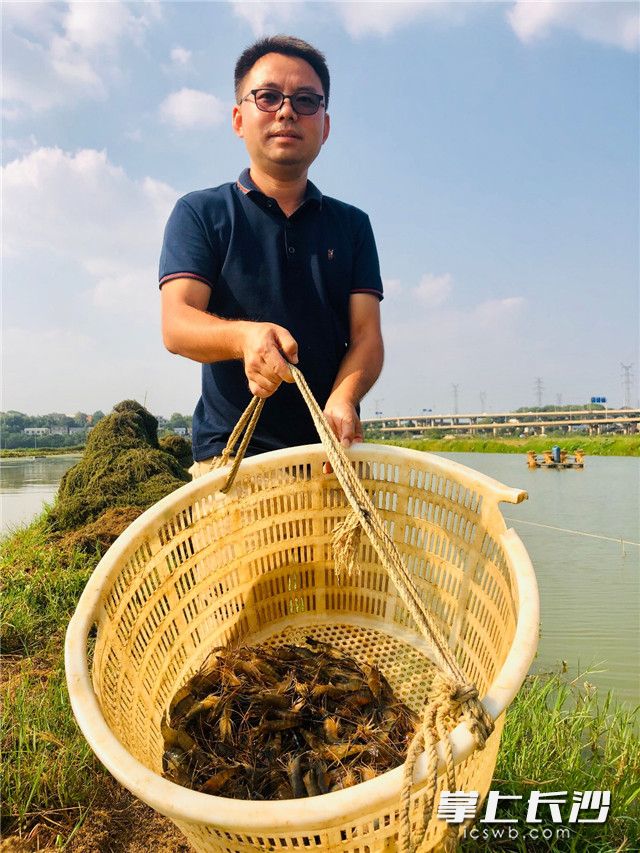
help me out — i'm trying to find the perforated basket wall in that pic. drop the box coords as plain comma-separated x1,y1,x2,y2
66,444,539,853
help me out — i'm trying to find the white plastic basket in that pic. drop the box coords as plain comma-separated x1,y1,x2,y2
65,443,539,851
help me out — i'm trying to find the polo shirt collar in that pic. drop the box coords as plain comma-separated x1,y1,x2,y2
236,167,323,209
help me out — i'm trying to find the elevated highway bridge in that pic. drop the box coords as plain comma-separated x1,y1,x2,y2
361,408,639,437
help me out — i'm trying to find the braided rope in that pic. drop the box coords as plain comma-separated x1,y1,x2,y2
203,396,265,493
216,366,495,851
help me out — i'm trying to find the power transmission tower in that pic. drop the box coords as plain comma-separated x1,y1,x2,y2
534,377,543,407
479,391,487,412
620,363,633,408
452,384,459,415
556,393,563,408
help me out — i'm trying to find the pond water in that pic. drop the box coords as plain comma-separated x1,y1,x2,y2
0,455,80,532
435,453,639,706
1,452,638,704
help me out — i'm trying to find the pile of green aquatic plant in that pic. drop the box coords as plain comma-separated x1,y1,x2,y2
48,400,190,535
159,433,193,470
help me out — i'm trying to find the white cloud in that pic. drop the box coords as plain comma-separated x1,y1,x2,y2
335,1,468,38
228,0,469,40
2,48,75,117
1,144,198,414
230,1,299,37
1,2,62,40
508,1,640,52
413,272,453,307
61,1,146,51
2,146,177,316
159,88,227,129
228,0,637,50
49,33,106,91
2,1,159,116
170,46,192,67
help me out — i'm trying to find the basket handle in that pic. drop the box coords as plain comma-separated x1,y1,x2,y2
220,364,495,853
220,366,483,678
217,395,265,494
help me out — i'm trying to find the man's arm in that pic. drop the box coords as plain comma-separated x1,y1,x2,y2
161,277,298,398
323,293,384,447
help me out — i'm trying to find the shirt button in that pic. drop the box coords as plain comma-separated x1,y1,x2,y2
288,246,296,254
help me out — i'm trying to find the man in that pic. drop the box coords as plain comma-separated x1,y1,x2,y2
159,36,384,478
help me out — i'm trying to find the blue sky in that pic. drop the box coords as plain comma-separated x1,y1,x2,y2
3,1,639,418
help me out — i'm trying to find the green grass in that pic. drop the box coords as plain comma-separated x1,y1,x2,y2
2,656,100,836
1,512,104,841
375,434,640,457
459,670,639,851
0,513,96,655
0,446,85,458
2,515,638,849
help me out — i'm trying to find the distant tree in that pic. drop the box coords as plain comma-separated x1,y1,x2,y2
0,411,29,433
91,410,106,424
515,403,605,414
167,412,191,430
44,412,70,428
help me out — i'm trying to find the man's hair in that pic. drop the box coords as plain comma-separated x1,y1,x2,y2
234,35,330,108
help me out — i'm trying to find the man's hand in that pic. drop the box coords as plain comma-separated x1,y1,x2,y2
160,280,298,396
323,396,363,473
324,397,363,447
241,323,298,398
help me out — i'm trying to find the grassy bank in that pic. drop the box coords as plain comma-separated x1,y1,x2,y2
377,434,640,457
0,446,85,459
461,671,639,851
2,514,638,850
1,514,102,844
4,435,638,459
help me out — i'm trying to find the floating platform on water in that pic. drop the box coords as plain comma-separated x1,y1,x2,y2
527,449,585,469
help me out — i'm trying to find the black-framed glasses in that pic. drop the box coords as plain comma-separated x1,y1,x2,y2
241,88,324,115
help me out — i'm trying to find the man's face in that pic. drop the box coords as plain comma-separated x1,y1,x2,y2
232,52,330,177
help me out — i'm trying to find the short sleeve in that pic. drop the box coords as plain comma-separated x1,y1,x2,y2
351,213,384,301
158,196,218,289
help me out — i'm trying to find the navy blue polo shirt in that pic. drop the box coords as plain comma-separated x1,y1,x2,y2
159,169,383,461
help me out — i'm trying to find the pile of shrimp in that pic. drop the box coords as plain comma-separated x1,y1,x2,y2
162,637,418,799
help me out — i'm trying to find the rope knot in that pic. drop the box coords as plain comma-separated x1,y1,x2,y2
431,673,470,707
465,702,495,750
451,681,478,704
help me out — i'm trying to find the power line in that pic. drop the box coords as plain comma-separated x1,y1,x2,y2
620,363,634,408
451,383,459,415
534,377,543,407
